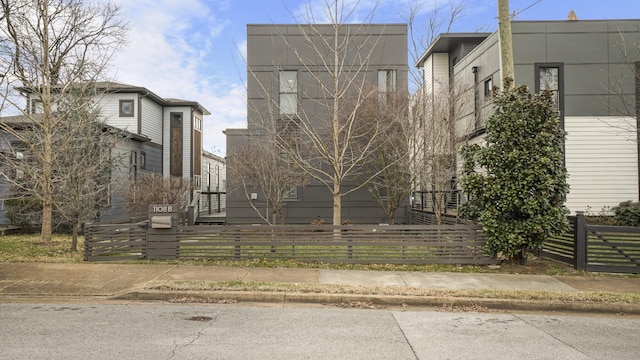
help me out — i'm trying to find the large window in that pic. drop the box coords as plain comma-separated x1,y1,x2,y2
535,63,564,115
279,70,297,115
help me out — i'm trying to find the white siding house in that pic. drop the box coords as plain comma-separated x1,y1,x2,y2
415,20,640,215
1,81,210,223
565,116,638,213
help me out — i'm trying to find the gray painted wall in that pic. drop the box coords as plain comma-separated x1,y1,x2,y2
451,19,640,134
227,24,409,225
511,20,640,118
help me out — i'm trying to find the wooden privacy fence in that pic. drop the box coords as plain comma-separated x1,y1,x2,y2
84,222,147,261
85,223,495,265
541,215,640,274
176,224,493,264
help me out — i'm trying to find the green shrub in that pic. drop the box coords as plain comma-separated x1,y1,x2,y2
459,83,569,262
612,201,640,227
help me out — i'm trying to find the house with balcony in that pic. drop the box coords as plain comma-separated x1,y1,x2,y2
0,82,209,224
416,17,640,214
225,23,409,224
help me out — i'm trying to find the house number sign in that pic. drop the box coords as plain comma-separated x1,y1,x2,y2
152,205,174,213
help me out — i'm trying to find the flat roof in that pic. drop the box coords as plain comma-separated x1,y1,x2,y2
415,32,492,68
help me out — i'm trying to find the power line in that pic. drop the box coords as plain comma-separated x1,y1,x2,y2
512,0,544,18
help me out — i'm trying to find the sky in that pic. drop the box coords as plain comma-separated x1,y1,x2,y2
108,0,640,155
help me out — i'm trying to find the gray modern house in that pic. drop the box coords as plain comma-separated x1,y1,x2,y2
226,23,409,224
416,18,640,214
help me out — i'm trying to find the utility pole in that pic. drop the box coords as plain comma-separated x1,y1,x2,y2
498,0,514,86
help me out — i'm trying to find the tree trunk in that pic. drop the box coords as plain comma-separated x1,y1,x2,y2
71,220,79,252
333,184,341,226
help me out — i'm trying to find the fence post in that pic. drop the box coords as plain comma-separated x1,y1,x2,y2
574,213,587,270
84,222,91,261
234,229,241,260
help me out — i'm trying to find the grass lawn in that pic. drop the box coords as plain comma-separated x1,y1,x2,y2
0,233,591,276
0,234,85,263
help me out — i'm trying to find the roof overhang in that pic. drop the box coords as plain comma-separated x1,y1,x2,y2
415,32,492,68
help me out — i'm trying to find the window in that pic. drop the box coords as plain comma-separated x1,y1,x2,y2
194,116,202,131
170,113,183,177
30,99,42,114
535,63,563,115
119,99,134,117
539,68,559,109
378,69,397,104
171,112,182,126
15,151,24,180
483,77,493,98
279,70,297,115
284,186,298,200
130,151,138,179
139,152,146,170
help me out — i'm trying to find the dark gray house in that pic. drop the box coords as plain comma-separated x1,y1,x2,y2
226,24,409,224
416,18,640,214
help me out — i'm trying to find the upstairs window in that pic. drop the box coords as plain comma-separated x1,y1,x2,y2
30,99,43,114
119,99,134,117
484,77,493,99
378,69,397,104
535,63,564,115
279,70,297,115
129,151,138,180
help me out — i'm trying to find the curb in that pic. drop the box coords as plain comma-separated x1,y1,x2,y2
113,290,640,315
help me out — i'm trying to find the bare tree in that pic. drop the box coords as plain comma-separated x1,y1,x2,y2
52,92,130,250
357,88,413,224
411,78,473,223
403,0,470,224
123,172,193,222
229,139,306,225
248,1,400,226
605,29,640,129
0,0,128,241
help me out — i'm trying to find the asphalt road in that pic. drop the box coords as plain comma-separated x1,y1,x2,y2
1,303,639,359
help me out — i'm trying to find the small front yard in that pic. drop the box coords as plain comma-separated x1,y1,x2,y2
0,233,587,276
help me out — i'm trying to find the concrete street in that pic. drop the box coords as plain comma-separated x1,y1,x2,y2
1,303,639,360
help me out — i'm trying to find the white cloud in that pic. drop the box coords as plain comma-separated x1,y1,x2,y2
109,0,243,153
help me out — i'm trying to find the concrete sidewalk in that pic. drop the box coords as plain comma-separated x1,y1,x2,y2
1,263,640,313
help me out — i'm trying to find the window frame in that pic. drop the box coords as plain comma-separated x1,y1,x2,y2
279,70,298,116
284,186,298,200
378,69,397,93
535,63,564,120
30,99,43,115
129,150,138,179
483,77,493,99
139,151,146,170
119,99,135,117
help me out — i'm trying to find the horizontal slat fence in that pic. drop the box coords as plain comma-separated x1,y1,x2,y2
540,216,577,266
409,209,462,225
176,224,495,264
84,223,146,261
585,224,640,273
541,215,640,273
